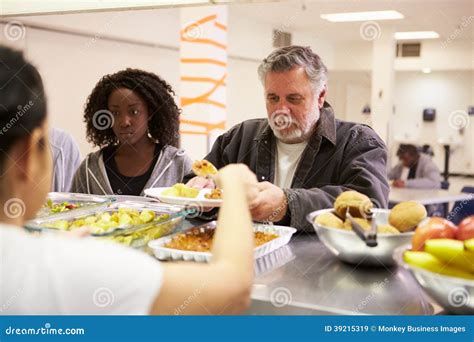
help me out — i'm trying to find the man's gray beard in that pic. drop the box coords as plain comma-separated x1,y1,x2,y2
268,108,320,144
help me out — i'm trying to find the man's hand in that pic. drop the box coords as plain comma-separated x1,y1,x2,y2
186,176,215,189
249,181,287,222
214,164,259,204
392,179,406,188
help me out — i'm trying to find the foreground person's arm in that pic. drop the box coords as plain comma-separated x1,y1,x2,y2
151,164,257,315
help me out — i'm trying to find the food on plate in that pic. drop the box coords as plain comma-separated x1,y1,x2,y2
192,160,218,178
315,212,344,229
411,217,457,251
403,250,474,280
334,190,373,218
456,216,474,241
164,227,278,252
45,199,82,214
389,201,427,232
41,208,173,246
162,183,199,198
204,188,222,200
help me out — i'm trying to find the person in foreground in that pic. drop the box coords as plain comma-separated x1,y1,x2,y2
187,45,390,231
0,46,257,315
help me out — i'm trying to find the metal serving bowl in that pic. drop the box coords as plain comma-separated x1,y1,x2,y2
394,245,474,314
307,208,414,266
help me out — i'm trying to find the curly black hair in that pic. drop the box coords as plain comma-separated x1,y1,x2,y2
84,68,180,148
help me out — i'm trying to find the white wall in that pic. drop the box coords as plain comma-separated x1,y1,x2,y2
1,5,473,175
394,70,474,174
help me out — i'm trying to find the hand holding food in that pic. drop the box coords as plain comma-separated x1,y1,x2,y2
192,160,218,178
214,164,258,204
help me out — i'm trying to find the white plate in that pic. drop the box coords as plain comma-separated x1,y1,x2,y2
144,187,223,207
148,222,297,262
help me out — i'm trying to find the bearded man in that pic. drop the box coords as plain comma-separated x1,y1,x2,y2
186,45,389,232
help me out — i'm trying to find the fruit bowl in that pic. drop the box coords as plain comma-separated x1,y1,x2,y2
394,245,474,314
307,208,414,266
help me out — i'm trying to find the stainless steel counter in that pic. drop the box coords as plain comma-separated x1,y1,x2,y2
245,233,439,315
151,213,438,316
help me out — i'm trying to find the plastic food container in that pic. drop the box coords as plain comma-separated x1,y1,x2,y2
148,221,297,262
36,192,114,218
25,201,185,248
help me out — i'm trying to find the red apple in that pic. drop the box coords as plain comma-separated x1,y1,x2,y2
457,216,474,241
412,217,458,251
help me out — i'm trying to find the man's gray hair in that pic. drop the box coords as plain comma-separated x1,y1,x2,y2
258,46,328,94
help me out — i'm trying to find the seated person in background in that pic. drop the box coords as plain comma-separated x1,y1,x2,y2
187,46,389,232
49,127,81,192
421,144,434,158
1,45,257,315
389,144,441,189
71,69,192,196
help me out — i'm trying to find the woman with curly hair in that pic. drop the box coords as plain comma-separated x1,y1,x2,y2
71,68,192,196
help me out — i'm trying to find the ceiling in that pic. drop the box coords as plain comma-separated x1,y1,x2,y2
228,0,474,42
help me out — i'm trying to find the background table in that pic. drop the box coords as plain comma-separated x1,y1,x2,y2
389,188,473,206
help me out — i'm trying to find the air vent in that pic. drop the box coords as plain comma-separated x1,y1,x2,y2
273,30,292,48
396,42,421,57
